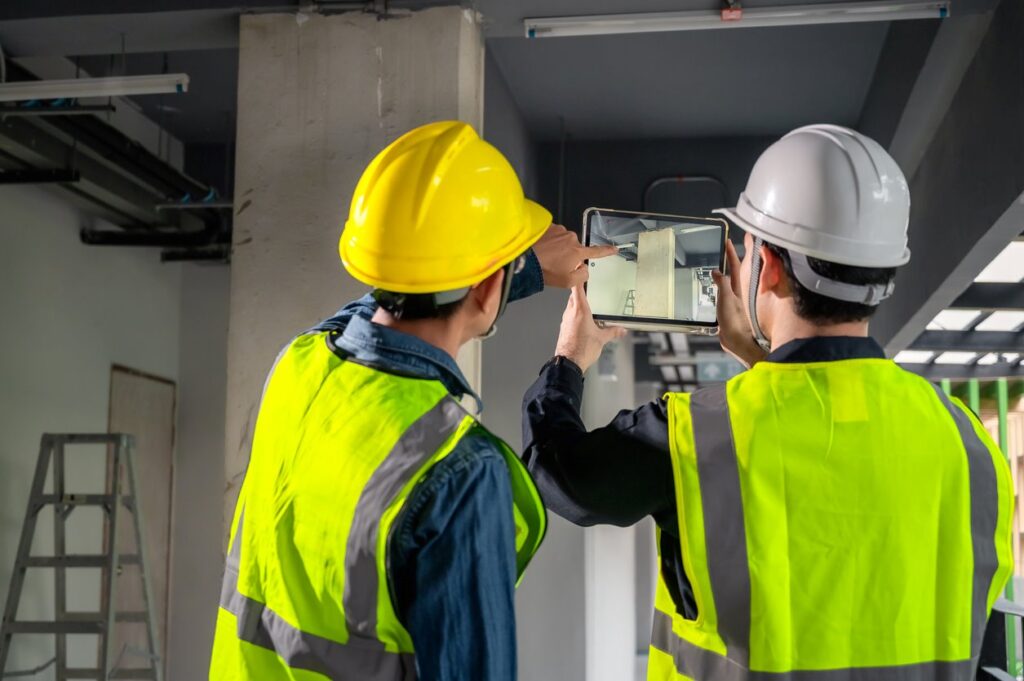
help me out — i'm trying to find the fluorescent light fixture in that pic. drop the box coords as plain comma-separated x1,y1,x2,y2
977,353,1000,365
975,242,1024,283
894,350,935,364
669,332,690,354
934,351,978,365
649,332,669,351
974,311,1024,332
525,1,948,38
0,73,189,103
1005,353,1021,363
660,366,679,382
926,309,982,331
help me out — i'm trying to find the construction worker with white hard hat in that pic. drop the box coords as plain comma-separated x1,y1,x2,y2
209,120,616,681
521,124,1014,680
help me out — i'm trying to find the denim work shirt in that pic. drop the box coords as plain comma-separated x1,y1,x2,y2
309,253,544,681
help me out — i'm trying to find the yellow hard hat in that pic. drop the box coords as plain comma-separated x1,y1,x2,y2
340,121,552,293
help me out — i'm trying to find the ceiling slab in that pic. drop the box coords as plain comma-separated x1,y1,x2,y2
488,21,889,140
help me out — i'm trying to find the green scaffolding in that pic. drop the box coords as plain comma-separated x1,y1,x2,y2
947,378,1024,674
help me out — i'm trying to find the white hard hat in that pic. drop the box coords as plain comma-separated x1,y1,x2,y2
714,124,911,269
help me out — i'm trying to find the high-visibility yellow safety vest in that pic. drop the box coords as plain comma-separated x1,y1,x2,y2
209,330,547,680
650,357,1014,681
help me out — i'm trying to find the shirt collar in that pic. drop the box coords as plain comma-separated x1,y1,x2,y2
332,315,482,411
767,336,886,364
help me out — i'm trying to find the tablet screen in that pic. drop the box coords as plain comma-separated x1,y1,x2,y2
584,209,726,327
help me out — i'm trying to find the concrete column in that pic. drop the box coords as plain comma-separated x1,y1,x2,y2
636,229,676,318
582,338,640,681
225,8,485,525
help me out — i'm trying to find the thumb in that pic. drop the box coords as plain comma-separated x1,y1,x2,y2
567,267,589,287
600,325,627,342
711,270,735,302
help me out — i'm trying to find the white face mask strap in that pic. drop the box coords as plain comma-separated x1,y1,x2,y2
748,237,772,353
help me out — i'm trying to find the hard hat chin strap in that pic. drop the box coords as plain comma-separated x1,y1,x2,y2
748,237,773,354
479,259,517,340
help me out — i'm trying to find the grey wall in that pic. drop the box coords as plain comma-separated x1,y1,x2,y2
483,49,588,681
0,186,182,677
167,264,229,681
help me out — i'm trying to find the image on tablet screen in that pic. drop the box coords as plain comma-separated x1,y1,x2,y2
587,212,722,323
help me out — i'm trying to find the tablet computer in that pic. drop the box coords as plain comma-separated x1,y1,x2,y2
582,208,728,334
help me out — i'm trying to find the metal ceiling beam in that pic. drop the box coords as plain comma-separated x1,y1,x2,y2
0,168,79,184
911,330,1024,353
949,283,1024,311
900,362,1024,380
872,0,1024,354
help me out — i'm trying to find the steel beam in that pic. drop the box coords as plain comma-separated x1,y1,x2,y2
900,363,1024,380
0,168,78,184
911,330,1024,353
873,0,1024,353
950,283,1024,311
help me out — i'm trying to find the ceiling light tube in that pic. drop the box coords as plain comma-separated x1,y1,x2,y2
525,1,949,39
0,73,189,103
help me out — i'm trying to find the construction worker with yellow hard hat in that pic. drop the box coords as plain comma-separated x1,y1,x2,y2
521,125,1014,680
209,120,617,680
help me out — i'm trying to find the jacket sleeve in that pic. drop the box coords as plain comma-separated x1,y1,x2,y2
388,434,519,681
521,357,677,528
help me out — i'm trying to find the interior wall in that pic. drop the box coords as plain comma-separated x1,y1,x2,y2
483,48,588,681
0,185,181,676
167,264,229,681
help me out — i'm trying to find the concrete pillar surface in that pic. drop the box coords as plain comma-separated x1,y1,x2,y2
225,7,484,525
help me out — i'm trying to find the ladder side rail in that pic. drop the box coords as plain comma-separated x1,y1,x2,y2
122,438,163,681
53,440,68,680
99,438,124,680
0,435,55,674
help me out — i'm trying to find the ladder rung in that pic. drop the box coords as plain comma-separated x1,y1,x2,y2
37,494,115,506
62,611,149,623
5,620,103,634
64,669,102,680
110,670,157,680
64,669,156,680
25,554,140,568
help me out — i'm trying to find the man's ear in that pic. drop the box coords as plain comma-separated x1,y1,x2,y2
758,245,787,296
467,268,506,312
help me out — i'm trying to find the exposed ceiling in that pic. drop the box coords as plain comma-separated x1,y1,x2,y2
488,22,889,140
75,49,238,145
0,0,986,147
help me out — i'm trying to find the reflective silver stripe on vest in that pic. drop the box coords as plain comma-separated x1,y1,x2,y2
651,610,975,681
689,384,751,667
343,395,468,638
220,511,416,680
931,385,1002,658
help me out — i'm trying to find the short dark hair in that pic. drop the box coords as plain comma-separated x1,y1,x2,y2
764,243,896,324
371,290,467,321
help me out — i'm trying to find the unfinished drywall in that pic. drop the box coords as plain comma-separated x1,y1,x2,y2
483,49,588,681
166,264,229,681
0,185,181,676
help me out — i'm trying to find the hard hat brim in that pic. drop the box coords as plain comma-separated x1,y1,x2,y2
713,205,910,269
342,198,553,294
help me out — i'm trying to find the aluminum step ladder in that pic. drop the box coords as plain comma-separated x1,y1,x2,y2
0,434,163,680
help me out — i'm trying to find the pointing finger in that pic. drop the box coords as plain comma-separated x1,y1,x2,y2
580,244,619,260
